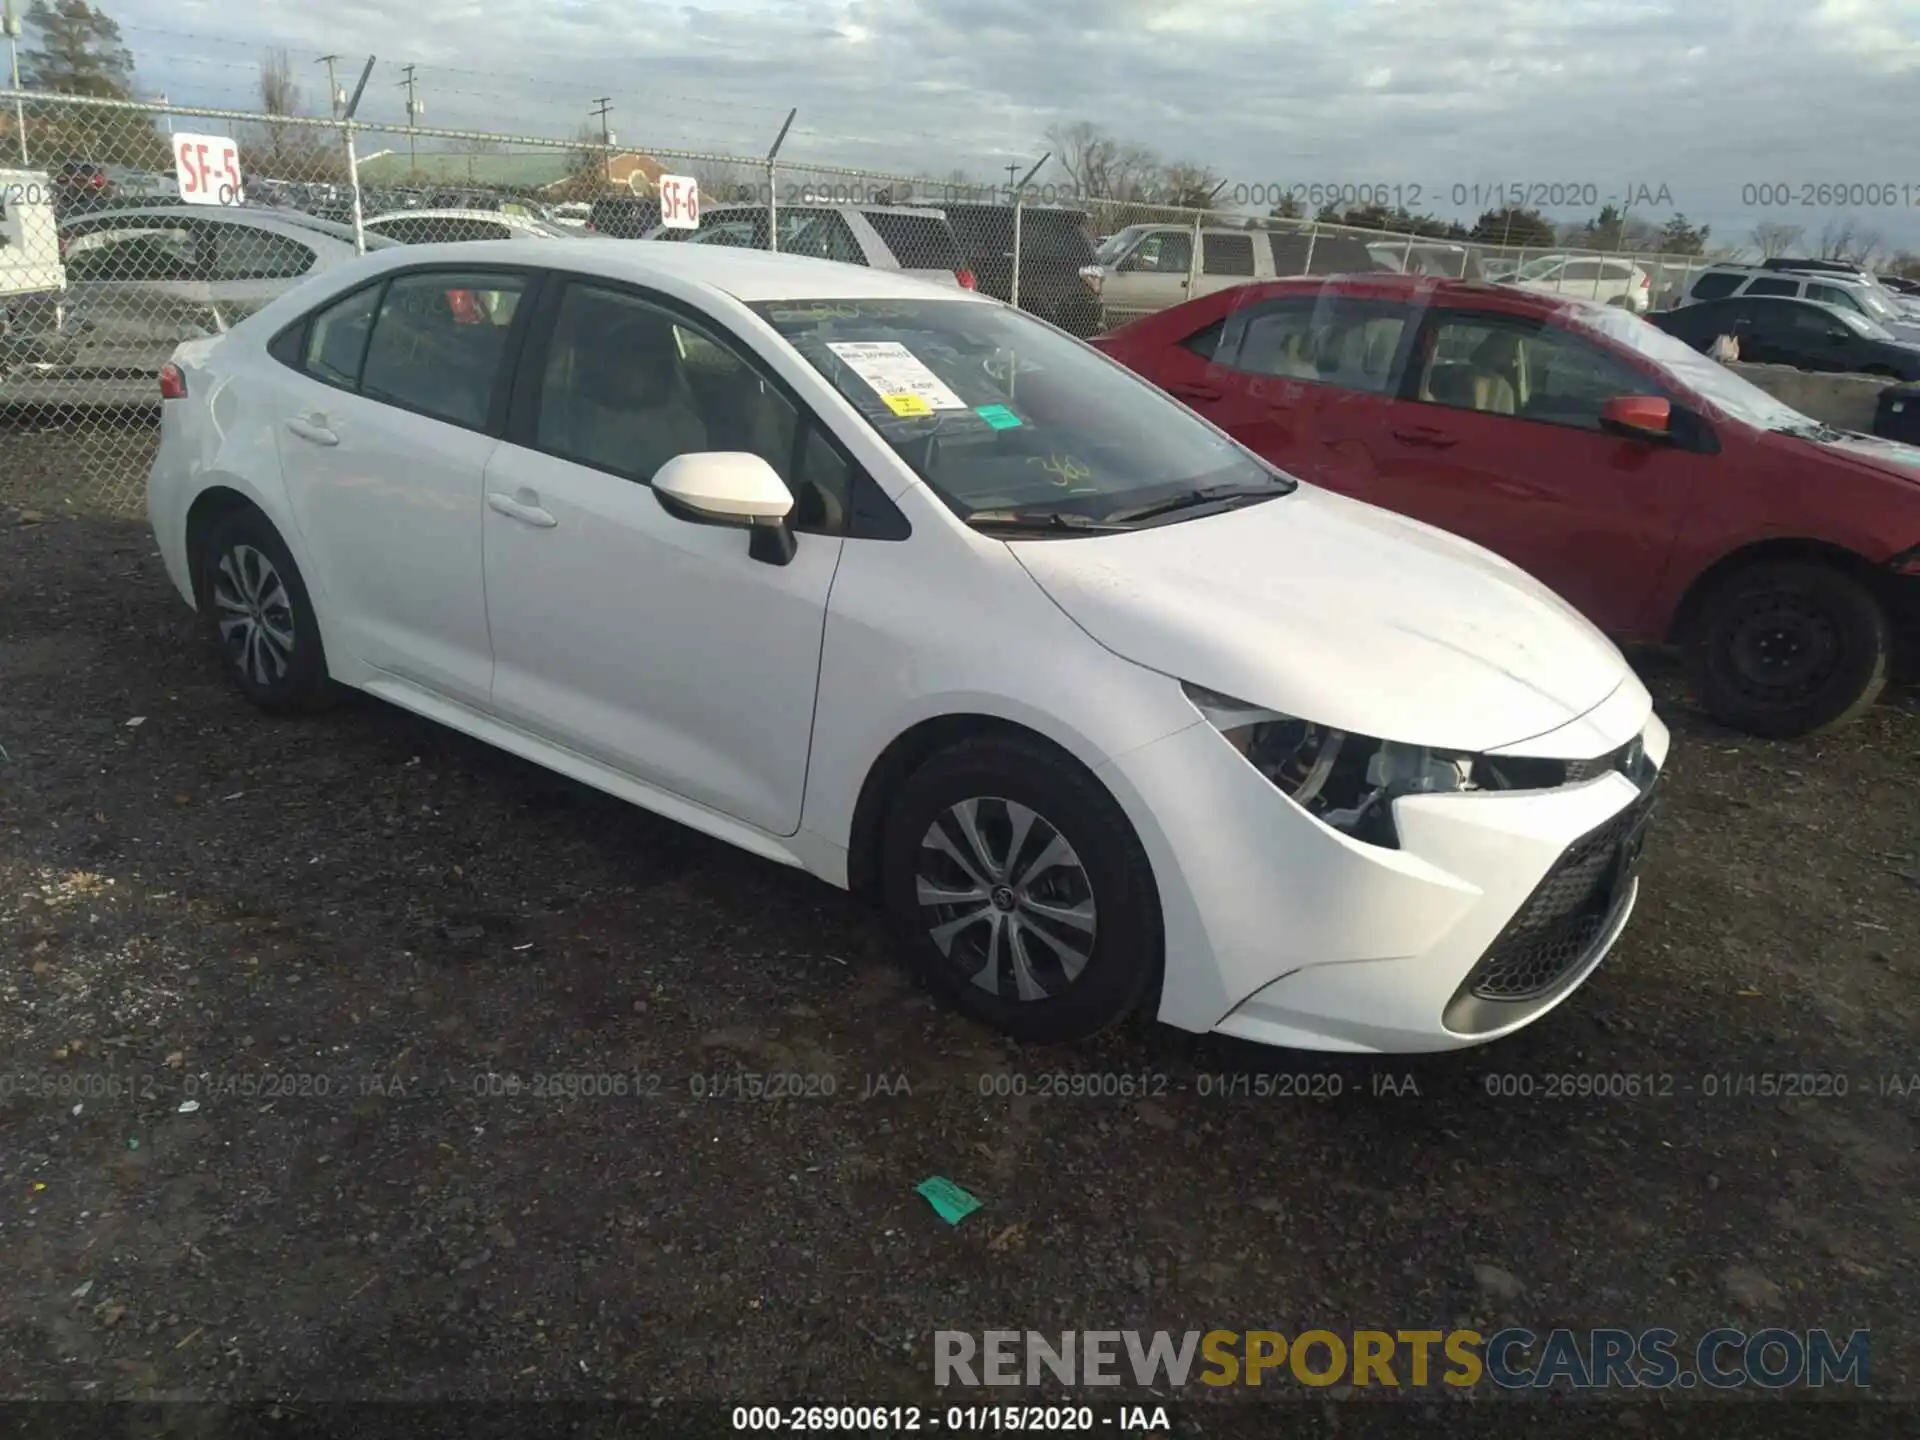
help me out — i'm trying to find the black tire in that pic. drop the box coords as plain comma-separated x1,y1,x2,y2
879,735,1162,1044
1682,560,1890,738
195,506,335,715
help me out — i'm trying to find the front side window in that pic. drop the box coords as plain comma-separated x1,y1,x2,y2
1415,313,1661,428
532,282,850,530
752,297,1286,526
358,271,526,429
204,225,316,281
1121,230,1192,274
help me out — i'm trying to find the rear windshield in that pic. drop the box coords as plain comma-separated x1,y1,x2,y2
860,212,963,269
1267,232,1381,277
752,297,1278,524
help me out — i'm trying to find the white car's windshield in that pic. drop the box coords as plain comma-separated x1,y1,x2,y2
755,297,1290,527
1836,307,1895,340
1575,305,1819,432
1514,256,1565,281
1853,286,1904,323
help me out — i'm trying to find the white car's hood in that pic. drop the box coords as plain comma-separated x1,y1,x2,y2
1011,485,1632,754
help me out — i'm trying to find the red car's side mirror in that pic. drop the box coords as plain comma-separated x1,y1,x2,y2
1600,394,1672,441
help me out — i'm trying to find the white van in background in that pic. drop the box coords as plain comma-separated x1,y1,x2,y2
1,169,66,300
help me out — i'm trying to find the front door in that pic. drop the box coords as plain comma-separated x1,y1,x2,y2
481,278,842,836
1368,307,1702,635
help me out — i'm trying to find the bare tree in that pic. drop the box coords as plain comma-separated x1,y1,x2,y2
1749,222,1804,259
693,160,756,204
1044,120,1161,201
1816,215,1885,266
455,133,505,155
1153,161,1222,210
240,46,343,183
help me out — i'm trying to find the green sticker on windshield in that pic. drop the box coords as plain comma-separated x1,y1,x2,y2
976,404,1023,430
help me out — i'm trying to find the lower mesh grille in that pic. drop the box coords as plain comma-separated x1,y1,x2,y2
1463,788,1657,1002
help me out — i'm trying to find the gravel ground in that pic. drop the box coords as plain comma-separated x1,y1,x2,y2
1,439,1917,1425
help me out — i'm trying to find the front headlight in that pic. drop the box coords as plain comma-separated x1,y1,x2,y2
1182,683,1474,848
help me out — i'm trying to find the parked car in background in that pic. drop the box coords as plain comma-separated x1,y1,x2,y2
1080,222,1378,324
1650,295,1920,380
1092,274,1920,737
550,202,591,229
1760,258,1920,320
363,208,579,244
148,239,1671,1055
585,196,662,237
942,202,1102,335
52,160,115,216
645,203,975,290
1367,241,1485,281
1479,257,1522,282
1680,265,1920,337
1504,254,1651,311
1,206,396,407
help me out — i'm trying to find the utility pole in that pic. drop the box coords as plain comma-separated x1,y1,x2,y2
589,97,613,188
317,54,345,120
397,63,422,179
1004,162,1018,189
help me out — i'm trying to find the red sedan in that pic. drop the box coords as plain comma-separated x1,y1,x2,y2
1092,274,1920,737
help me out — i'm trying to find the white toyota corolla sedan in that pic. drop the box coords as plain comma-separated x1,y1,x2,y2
147,240,1667,1054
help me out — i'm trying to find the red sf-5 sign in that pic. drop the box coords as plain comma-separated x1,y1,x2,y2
173,133,246,207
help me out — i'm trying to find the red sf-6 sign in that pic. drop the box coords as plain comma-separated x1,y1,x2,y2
173,133,246,207
656,173,700,230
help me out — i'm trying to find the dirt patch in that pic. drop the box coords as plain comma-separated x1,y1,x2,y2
1,495,1916,1407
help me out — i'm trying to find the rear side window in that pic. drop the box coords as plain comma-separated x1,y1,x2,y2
1744,277,1798,298
861,211,963,269
1688,271,1742,301
1267,232,1379,277
303,283,382,388
357,271,528,429
1202,233,1256,277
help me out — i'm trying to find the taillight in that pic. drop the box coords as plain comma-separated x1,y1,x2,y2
159,363,186,400
955,268,977,290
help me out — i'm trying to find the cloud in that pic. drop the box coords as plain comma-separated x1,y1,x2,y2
86,0,1920,249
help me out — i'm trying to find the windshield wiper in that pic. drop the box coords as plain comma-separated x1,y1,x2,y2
964,509,1133,534
1103,482,1288,525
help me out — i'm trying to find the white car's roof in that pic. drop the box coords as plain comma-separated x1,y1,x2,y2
355,237,994,303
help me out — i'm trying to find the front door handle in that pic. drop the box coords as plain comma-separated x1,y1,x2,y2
1392,426,1458,449
1165,381,1222,402
284,414,337,446
487,490,557,528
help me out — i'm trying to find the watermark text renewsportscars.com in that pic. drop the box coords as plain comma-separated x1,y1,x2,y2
934,1328,1870,1391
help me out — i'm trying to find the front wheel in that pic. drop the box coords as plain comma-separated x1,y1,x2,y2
879,735,1162,1043
1682,560,1890,737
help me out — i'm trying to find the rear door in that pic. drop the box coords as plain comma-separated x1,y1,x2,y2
1370,306,1699,634
269,265,536,705
1150,289,1413,498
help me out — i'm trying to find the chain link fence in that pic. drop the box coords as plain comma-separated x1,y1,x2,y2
4,89,1720,515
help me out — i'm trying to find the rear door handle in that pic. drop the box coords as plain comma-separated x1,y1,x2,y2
1392,426,1458,449
284,414,337,446
1165,381,1222,402
487,490,557,529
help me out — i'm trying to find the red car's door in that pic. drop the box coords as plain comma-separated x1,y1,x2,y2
1366,307,1703,636
1146,290,1412,498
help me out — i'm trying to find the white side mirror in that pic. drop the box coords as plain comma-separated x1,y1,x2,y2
652,451,797,566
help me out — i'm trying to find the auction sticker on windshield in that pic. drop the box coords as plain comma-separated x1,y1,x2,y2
828,341,968,417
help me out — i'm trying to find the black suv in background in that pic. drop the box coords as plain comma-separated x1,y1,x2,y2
943,204,1102,336
587,196,662,237
1650,294,1920,380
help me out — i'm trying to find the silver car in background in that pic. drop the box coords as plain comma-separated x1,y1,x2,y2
1,206,395,408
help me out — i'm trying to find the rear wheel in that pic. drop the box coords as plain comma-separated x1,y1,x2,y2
880,736,1162,1043
1682,560,1890,737
195,507,335,715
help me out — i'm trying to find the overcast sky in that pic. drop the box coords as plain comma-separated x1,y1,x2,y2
77,0,1920,251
